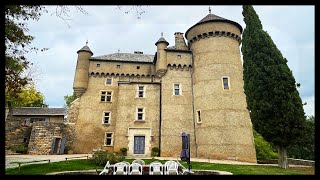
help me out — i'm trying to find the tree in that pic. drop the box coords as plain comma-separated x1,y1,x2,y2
5,5,87,111
288,116,315,160
5,83,48,107
241,5,306,169
64,92,77,108
5,5,47,109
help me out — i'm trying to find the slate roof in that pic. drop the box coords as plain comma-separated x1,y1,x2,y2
90,53,155,63
155,37,169,46
77,45,93,55
185,13,243,38
12,107,67,116
197,13,227,23
167,46,176,50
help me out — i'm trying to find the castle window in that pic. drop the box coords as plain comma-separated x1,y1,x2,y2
101,91,112,102
97,64,100,67
177,55,181,59
106,78,112,85
137,85,145,98
104,132,114,146
102,111,111,124
173,83,181,96
137,66,140,69
117,65,121,68
197,110,201,123
222,77,230,90
136,107,145,121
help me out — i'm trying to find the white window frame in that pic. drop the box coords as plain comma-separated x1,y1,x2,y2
136,107,145,121
136,85,145,98
106,78,112,85
222,76,230,90
102,111,111,124
196,110,202,124
104,132,114,146
100,90,112,102
173,83,182,96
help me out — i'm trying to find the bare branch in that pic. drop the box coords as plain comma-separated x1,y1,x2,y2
116,5,146,19
51,6,88,28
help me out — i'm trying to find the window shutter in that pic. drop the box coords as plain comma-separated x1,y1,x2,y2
50,138,57,154
58,137,66,154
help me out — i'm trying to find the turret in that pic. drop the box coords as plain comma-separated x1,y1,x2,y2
73,42,93,97
174,32,188,50
155,33,169,77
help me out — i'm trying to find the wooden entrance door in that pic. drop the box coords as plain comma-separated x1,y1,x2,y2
134,136,145,154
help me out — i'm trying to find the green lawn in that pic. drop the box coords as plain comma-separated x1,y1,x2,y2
5,159,314,175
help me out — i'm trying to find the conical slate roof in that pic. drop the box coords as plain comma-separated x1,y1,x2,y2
155,37,169,46
197,13,227,23
77,45,93,55
185,13,243,38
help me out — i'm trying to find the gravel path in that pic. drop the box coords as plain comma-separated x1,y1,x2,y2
5,154,91,169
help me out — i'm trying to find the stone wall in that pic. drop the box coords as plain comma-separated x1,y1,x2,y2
28,122,64,155
5,115,32,153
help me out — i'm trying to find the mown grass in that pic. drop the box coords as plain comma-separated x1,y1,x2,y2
5,158,314,175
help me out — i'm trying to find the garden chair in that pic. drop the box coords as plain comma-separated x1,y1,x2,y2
128,163,143,175
132,159,145,165
149,161,163,175
164,160,179,175
99,161,111,175
113,162,128,175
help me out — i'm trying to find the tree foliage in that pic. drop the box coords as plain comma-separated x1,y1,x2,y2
64,92,77,108
5,5,87,108
241,5,306,168
288,116,315,160
5,5,47,106
5,83,48,107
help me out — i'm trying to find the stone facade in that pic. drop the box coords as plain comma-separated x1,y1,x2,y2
70,13,257,162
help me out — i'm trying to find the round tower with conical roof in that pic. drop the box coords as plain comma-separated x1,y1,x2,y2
185,12,256,162
155,34,169,77
73,42,93,97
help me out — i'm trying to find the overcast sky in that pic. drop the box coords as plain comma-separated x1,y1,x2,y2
26,5,314,117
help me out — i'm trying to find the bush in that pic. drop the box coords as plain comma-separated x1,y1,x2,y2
151,147,159,157
91,150,109,166
10,144,28,154
120,148,127,156
90,150,125,166
254,130,278,160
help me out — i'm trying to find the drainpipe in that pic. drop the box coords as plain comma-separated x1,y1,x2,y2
191,52,198,157
159,79,162,156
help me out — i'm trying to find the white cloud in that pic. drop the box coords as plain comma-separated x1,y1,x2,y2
302,96,315,117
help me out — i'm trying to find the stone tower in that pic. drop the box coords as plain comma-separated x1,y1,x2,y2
73,42,93,97
155,34,169,77
185,13,256,162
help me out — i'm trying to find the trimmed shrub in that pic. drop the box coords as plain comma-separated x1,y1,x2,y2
120,148,127,156
254,130,278,160
151,147,159,157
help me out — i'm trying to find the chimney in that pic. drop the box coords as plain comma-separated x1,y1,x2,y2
134,51,143,54
174,32,188,50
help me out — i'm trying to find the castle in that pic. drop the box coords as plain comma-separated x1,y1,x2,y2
69,12,257,162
